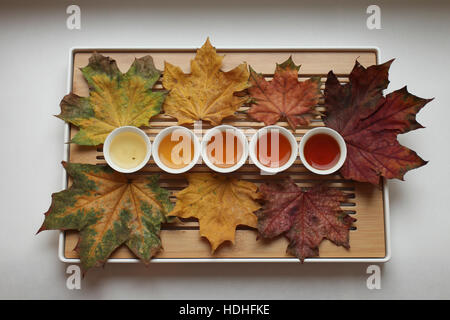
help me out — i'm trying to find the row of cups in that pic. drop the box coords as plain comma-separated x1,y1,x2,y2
103,124,347,175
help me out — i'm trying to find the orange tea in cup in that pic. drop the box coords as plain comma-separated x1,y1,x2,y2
206,130,243,168
158,131,194,169
256,131,292,168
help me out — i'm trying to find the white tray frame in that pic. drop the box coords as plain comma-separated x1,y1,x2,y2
58,46,391,264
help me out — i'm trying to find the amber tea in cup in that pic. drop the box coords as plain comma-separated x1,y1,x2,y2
201,125,248,173
249,125,298,174
152,126,200,174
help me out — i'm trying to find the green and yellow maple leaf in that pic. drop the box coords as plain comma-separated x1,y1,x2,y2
38,162,173,273
58,53,166,146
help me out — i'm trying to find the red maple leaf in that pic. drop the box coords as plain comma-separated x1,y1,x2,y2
248,57,322,130
256,178,355,261
324,60,432,185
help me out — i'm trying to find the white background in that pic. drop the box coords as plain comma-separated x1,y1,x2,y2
0,0,448,299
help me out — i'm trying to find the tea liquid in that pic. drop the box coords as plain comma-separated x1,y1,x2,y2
158,132,194,169
304,134,340,170
206,130,243,168
109,131,147,169
256,131,291,168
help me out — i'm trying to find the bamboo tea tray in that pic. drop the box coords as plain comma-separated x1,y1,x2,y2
59,47,390,263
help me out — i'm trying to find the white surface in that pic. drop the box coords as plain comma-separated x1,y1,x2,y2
0,0,448,299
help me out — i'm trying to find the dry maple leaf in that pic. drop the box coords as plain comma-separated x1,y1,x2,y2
248,56,322,130
256,178,355,262
37,162,173,273
324,60,432,185
162,38,250,125
170,173,261,251
58,53,166,146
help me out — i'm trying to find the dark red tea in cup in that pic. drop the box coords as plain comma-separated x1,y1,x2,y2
303,133,340,170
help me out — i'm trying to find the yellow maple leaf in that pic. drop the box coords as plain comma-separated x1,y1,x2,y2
162,38,250,125
170,173,261,251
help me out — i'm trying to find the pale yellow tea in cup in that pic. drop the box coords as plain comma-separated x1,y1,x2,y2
109,131,148,169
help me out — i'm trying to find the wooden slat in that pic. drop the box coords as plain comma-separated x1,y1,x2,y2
65,48,386,260
72,50,373,96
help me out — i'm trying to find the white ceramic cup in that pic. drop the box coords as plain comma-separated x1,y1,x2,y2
249,125,298,174
201,125,249,173
152,126,201,174
103,126,152,173
299,127,347,175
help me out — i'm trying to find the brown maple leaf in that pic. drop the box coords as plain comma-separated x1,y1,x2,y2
248,56,322,130
256,178,355,261
324,60,432,185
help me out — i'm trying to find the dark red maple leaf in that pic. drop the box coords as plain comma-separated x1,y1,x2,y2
256,178,355,262
324,59,432,185
248,57,322,130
